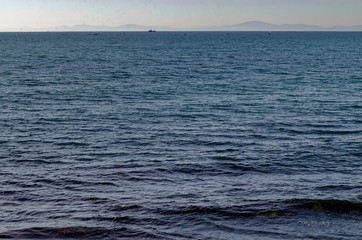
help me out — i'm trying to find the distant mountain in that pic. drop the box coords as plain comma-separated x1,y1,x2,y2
48,24,173,31
232,21,279,30
194,21,362,31
326,25,362,31
1,24,173,32
1,21,362,32
279,24,323,31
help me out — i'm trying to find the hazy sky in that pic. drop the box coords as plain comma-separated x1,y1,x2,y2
1,0,361,29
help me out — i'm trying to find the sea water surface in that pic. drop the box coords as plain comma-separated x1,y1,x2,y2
0,32,361,239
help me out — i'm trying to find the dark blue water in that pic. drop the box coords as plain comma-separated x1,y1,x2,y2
0,32,361,239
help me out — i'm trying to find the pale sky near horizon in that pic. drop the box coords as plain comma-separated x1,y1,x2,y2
0,0,361,29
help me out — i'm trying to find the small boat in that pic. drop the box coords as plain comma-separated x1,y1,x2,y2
148,29,156,32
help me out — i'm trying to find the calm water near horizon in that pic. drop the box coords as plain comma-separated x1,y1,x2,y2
0,32,361,239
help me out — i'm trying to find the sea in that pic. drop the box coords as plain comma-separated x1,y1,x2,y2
0,32,361,240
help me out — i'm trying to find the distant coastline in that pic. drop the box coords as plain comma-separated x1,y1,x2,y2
1,21,362,32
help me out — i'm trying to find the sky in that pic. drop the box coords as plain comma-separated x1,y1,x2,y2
0,0,361,29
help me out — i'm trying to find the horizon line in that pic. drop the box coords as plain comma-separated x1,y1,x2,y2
1,20,362,32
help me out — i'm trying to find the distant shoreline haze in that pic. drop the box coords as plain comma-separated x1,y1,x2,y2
1,21,362,32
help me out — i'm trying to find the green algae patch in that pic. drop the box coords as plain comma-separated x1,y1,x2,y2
256,211,279,218
300,200,362,212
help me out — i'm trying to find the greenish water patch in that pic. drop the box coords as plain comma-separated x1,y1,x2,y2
256,211,279,218
287,199,362,212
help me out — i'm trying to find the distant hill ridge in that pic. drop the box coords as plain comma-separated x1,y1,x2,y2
2,21,362,31
199,21,362,31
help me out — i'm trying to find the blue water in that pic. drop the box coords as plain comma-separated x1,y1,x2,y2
0,32,361,239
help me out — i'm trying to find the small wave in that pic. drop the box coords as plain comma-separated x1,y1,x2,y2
56,141,90,147
211,148,239,153
85,215,167,226
349,105,362,109
316,185,362,191
168,164,224,175
110,71,132,79
11,159,66,165
304,123,343,128
212,155,239,161
18,65,35,70
0,226,154,240
286,199,362,212
157,199,362,222
280,128,361,135
33,178,117,187
218,162,261,173
82,196,110,202
0,190,20,196
205,219,295,239
76,216,138,225
159,205,260,218
313,129,362,135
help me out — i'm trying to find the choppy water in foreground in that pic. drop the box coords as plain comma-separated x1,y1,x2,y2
0,32,361,239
